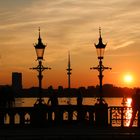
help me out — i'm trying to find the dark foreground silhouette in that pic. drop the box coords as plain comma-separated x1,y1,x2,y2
129,89,140,127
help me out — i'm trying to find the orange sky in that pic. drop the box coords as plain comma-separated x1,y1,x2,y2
0,0,140,88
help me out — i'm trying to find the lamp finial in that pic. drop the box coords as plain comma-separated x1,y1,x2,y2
99,27,101,38
38,27,41,39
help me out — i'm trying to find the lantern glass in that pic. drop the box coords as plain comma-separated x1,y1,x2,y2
35,47,45,60
96,48,105,59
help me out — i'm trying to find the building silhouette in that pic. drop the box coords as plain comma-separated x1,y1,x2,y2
12,72,22,91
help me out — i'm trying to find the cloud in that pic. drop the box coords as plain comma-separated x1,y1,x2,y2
114,41,134,50
0,20,48,30
0,0,139,57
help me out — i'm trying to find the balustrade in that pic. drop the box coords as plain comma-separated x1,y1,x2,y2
0,106,138,127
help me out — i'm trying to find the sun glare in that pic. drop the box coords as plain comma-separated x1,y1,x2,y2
124,74,133,84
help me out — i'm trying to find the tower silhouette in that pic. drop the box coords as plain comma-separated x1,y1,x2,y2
12,72,22,91
66,51,72,105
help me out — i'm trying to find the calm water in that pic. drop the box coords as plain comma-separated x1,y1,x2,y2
15,97,129,107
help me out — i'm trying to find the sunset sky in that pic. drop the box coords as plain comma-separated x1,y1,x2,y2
0,0,140,89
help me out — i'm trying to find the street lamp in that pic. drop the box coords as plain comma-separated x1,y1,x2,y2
30,28,51,105
90,27,111,103
34,29,46,60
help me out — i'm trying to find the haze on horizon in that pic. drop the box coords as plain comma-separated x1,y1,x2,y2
0,0,140,89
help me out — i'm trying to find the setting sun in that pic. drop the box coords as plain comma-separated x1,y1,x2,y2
124,74,133,84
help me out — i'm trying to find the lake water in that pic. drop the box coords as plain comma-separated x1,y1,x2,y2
15,97,130,107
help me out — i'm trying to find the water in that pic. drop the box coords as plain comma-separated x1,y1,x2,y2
15,97,125,107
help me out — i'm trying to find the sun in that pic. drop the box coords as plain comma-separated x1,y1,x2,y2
124,74,133,84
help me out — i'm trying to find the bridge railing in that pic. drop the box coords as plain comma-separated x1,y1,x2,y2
109,106,138,127
0,105,139,127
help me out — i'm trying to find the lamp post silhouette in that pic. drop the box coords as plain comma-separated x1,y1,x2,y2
30,28,51,105
90,28,111,103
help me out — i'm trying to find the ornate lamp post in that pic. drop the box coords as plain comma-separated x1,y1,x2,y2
90,28,111,103
30,28,51,105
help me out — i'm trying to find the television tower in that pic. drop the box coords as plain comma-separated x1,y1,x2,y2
66,51,72,105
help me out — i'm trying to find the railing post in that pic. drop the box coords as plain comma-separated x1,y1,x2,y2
20,112,25,125
68,110,73,122
138,111,140,128
109,107,112,127
89,110,94,125
9,113,15,125
121,107,124,127
0,113,4,125
95,102,108,127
